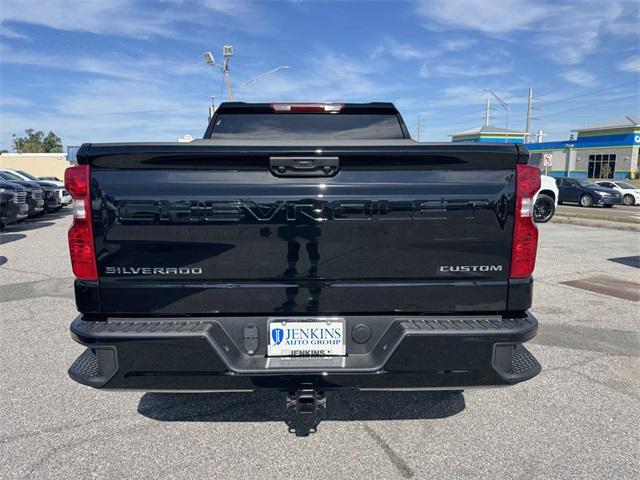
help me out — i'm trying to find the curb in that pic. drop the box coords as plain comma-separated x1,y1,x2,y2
550,215,640,232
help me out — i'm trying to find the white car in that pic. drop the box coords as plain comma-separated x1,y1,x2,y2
595,181,640,206
533,174,559,223
2,168,72,206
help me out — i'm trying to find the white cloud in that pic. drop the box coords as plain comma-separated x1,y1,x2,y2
535,2,626,65
435,63,512,77
416,0,547,34
418,64,430,78
560,69,597,87
0,43,202,82
0,94,32,108
618,56,640,72
235,49,404,103
0,0,267,39
0,78,208,148
371,37,429,61
439,38,477,52
372,36,477,64
0,0,173,39
0,24,28,39
416,0,632,66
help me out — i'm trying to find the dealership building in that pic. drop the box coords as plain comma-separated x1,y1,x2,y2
450,125,527,144
451,116,640,179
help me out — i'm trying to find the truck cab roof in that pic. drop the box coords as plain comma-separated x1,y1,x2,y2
204,101,411,140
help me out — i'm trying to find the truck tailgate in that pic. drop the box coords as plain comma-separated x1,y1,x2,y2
84,142,522,315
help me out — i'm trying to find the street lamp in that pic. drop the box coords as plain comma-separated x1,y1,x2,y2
203,46,235,100
204,46,289,102
241,66,290,91
484,89,509,143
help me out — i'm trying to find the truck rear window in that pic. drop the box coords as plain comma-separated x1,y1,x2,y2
209,113,405,140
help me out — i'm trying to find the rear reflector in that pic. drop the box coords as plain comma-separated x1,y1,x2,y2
270,103,344,113
510,164,541,279
65,165,97,281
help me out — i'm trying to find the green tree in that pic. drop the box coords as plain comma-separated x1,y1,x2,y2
12,129,63,153
42,131,63,153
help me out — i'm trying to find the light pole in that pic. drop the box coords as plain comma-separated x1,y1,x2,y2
484,89,509,143
204,46,235,101
204,47,290,102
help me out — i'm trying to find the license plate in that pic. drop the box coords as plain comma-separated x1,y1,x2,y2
268,318,345,357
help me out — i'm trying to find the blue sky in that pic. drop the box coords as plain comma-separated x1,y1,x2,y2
0,0,638,150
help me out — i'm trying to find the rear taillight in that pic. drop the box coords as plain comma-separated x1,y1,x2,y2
270,103,344,113
65,165,97,281
510,164,541,279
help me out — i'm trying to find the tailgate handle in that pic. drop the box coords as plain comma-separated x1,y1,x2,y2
269,156,339,177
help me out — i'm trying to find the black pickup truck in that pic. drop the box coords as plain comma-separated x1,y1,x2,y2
0,180,29,229
67,102,541,411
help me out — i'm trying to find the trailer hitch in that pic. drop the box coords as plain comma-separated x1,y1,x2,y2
286,388,326,415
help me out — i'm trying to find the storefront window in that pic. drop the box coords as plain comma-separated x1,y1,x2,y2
588,154,616,179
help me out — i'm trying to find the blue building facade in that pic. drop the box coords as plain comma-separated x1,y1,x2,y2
452,117,639,179
526,117,639,179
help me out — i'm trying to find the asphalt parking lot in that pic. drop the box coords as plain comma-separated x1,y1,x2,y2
1,210,638,479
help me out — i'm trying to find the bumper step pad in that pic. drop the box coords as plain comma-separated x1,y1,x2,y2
511,345,541,376
69,349,100,379
68,347,118,387
492,344,541,384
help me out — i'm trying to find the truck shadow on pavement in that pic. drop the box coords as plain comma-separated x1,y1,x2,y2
137,390,465,436
0,234,26,245
5,221,55,233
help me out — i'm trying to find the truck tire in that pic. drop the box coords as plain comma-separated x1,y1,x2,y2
623,194,635,206
534,194,555,223
579,194,593,207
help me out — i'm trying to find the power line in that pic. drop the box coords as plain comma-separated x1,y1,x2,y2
538,80,639,108
537,65,639,99
419,107,487,123
537,93,639,119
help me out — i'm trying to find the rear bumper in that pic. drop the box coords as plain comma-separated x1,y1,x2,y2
69,313,541,391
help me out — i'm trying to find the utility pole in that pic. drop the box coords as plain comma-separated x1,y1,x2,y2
484,98,491,126
484,89,509,143
208,96,216,121
525,87,533,143
417,114,427,141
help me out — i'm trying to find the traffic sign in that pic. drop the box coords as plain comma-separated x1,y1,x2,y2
543,154,553,167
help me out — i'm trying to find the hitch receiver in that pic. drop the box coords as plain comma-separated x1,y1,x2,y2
287,389,326,414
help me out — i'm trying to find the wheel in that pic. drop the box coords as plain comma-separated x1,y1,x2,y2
579,194,594,207
623,194,636,206
534,194,555,223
